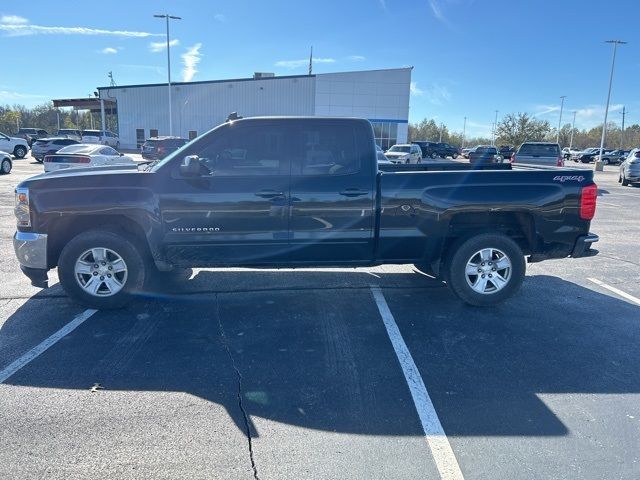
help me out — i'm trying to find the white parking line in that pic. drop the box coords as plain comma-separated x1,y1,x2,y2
587,278,640,306
371,287,464,480
0,309,97,384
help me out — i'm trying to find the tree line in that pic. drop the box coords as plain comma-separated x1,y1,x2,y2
409,113,640,150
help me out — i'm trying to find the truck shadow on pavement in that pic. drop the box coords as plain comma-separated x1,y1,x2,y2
2,271,639,439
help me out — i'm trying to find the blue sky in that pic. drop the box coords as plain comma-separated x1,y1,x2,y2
1,0,639,137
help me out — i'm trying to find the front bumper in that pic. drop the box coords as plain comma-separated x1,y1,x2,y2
13,232,49,287
571,233,599,258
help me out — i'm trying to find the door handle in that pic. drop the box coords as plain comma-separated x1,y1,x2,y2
339,188,368,197
255,189,285,199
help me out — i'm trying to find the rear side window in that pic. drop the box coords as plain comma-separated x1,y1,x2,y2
518,143,560,156
100,147,118,155
476,147,497,154
299,124,359,176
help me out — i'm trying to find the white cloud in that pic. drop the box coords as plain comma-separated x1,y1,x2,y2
533,103,624,129
275,57,335,69
532,104,560,117
1,15,28,24
422,83,451,105
429,0,446,21
0,90,46,101
182,43,203,82
214,14,226,22
0,23,164,37
410,81,424,96
101,47,118,54
348,55,365,61
149,38,179,52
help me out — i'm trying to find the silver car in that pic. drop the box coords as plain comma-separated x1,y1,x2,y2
619,148,640,186
512,142,563,167
31,137,80,163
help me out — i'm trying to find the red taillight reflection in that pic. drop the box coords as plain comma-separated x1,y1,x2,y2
557,156,564,167
580,184,597,220
510,153,516,163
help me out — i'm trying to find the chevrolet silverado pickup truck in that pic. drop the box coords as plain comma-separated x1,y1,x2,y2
13,116,599,309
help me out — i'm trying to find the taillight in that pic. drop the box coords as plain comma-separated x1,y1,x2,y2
557,156,564,167
510,153,516,163
580,184,597,220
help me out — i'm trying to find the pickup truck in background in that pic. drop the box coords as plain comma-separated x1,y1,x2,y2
412,141,460,159
13,117,599,309
512,142,564,167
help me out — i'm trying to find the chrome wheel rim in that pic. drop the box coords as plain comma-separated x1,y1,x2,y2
465,248,512,295
74,247,128,297
1,160,10,173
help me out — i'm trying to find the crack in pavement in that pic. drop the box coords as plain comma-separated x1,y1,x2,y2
215,293,261,480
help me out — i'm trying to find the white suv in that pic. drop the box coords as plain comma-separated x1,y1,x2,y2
384,144,423,164
81,130,120,149
0,132,29,158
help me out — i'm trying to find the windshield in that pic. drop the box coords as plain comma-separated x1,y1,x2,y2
151,123,225,171
388,145,410,153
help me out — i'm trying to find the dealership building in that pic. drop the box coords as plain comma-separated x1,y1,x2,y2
90,67,411,150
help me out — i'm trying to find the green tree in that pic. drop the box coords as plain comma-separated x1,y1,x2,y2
495,112,551,147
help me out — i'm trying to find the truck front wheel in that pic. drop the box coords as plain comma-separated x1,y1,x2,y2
58,230,146,309
446,233,525,306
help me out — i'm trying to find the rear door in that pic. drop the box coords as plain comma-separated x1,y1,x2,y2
159,120,293,265
289,119,376,263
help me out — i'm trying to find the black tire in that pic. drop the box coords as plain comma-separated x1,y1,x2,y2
0,158,11,174
14,145,27,159
446,233,526,307
36,157,43,163
58,230,146,309
452,153,458,159
430,152,438,159
603,158,609,165
622,173,629,186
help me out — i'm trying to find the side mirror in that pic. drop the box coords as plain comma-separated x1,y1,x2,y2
179,155,201,176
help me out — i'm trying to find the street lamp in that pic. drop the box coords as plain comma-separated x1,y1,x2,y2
597,40,626,169
492,110,498,146
462,116,467,148
556,96,566,144
154,13,182,136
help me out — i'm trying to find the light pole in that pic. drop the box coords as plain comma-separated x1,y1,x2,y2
597,40,626,169
556,95,566,144
154,13,182,136
438,123,444,142
569,111,577,150
462,116,467,148
492,110,498,145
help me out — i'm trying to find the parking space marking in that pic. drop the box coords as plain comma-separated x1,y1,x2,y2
588,278,640,306
371,287,464,480
0,309,97,383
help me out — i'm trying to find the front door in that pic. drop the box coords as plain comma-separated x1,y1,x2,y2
288,120,376,263
159,121,292,266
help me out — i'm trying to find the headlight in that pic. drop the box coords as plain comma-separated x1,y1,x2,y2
15,187,30,227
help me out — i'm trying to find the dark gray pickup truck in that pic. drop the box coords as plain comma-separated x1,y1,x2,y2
14,117,599,309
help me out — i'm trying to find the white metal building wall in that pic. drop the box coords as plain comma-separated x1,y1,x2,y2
99,68,411,149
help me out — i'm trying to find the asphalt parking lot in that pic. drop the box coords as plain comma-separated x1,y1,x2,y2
1,154,639,479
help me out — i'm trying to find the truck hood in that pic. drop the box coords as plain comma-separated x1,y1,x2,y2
20,164,142,186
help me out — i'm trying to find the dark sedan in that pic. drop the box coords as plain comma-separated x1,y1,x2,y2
141,136,188,160
468,145,499,164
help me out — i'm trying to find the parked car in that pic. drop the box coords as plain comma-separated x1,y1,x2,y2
56,129,83,142
619,148,640,186
595,149,629,165
468,145,499,164
512,142,563,167
31,137,80,163
461,147,473,158
574,148,606,163
385,144,422,164
16,128,49,146
43,144,134,172
499,145,515,162
412,141,459,159
0,131,29,158
0,151,12,174
81,130,120,149
376,144,391,164
562,147,580,159
141,136,188,160
12,116,599,309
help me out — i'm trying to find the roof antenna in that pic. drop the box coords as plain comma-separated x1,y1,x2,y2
227,112,242,122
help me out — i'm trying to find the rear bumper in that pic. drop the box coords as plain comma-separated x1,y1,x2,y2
571,233,599,258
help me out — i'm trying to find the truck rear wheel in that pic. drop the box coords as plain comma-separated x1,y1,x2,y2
446,233,525,306
58,230,146,309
